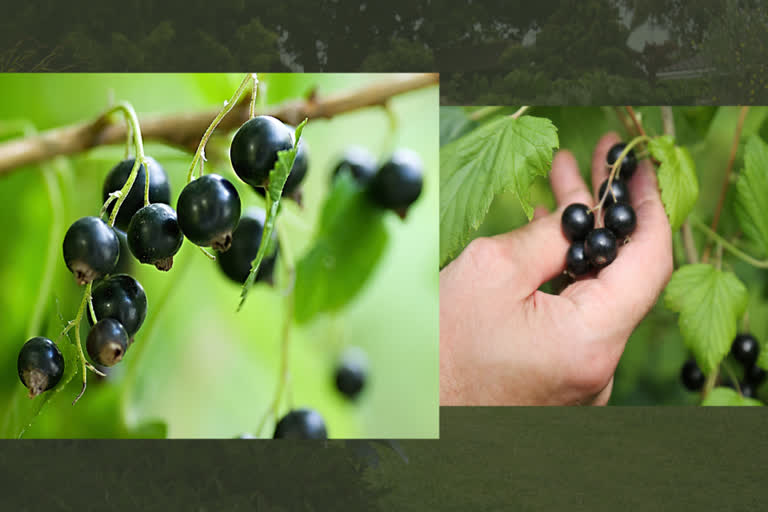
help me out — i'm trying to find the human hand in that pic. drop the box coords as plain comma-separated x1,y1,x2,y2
439,133,674,405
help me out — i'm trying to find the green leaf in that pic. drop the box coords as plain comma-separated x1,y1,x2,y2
439,115,558,267
735,135,768,256
440,107,476,147
701,387,763,406
665,264,748,374
648,135,699,232
294,172,388,324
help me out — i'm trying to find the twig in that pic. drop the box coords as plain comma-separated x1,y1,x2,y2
613,107,635,137
510,106,529,119
0,73,438,176
625,106,647,138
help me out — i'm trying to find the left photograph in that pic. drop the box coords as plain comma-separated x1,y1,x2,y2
0,72,439,438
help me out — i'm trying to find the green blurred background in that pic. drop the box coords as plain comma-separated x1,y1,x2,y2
446,105,768,405
0,73,438,438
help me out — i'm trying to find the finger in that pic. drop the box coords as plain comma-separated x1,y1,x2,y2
533,205,549,220
590,377,614,406
591,132,622,198
550,150,592,208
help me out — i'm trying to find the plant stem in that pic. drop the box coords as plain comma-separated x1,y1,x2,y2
510,106,529,119
625,106,647,138
71,282,92,405
690,217,768,268
591,135,652,217
469,106,503,121
104,102,147,227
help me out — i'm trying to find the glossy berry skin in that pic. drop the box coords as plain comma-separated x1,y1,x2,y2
86,318,128,367
740,382,757,398
177,174,241,251
731,334,760,367
566,240,591,277
62,216,120,285
114,229,133,274
368,149,424,213
273,408,328,440
230,115,294,188
335,347,368,400
18,337,64,397
88,274,147,339
216,209,278,285
606,142,638,180
127,203,183,271
255,127,309,200
332,146,377,185
598,179,630,206
584,228,618,269
103,157,171,231
744,364,767,386
561,203,594,242
680,358,705,391
604,202,637,238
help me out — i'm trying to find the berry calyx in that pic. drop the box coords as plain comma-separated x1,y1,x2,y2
86,318,129,367
177,174,241,252
561,203,595,242
744,364,767,386
102,157,171,231
88,274,147,339
604,202,637,238
18,337,65,398
62,216,120,285
273,408,328,439
680,358,705,391
598,179,630,206
230,115,294,188
606,142,638,180
367,148,423,217
731,333,760,367
566,240,591,277
331,146,377,185
216,208,279,285
127,203,184,271
335,347,368,400
584,228,618,269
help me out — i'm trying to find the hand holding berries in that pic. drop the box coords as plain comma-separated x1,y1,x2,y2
606,142,638,180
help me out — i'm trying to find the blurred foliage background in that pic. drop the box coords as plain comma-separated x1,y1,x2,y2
445,105,768,405
0,73,438,438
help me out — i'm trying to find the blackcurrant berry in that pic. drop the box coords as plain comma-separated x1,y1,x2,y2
102,157,171,231
283,125,309,197
561,203,594,242
216,208,278,285
273,408,328,439
86,318,128,367
744,364,767,386
604,202,637,238
230,115,294,188
177,174,241,252
597,179,630,206
127,203,183,271
606,142,638,180
740,382,757,398
114,228,133,274
566,240,591,277
18,337,64,397
335,347,368,400
367,148,424,215
331,146,377,185
731,333,760,367
88,274,147,339
584,228,618,269
62,216,120,285
680,358,705,391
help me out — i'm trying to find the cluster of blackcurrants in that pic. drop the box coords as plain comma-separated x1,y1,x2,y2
681,333,766,397
561,143,638,278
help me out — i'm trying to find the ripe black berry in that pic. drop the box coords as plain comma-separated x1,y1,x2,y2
561,203,594,242
680,358,705,391
127,203,183,271
18,337,64,397
88,274,147,339
62,216,120,285
86,318,128,367
335,347,368,400
740,382,757,398
216,208,278,285
584,228,618,269
566,240,591,277
332,146,377,184
283,125,309,197
604,202,637,238
731,334,760,367
744,364,767,386
114,229,133,274
367,149,423,215
177,174,241,252
230,115,294,188
273,408,328,439
102,157,171,231
597,179,630,206
606,142,638,180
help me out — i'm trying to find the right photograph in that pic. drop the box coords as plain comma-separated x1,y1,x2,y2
440,105,768,406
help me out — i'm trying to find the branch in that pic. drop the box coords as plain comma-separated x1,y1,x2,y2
0,73,438,176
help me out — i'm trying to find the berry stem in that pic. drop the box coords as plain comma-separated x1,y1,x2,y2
249,73,258,119
468,106,504,121
71,281,93,405
186,73,257,183
510,106,529,119
690,217,768,268
591,135,651,217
